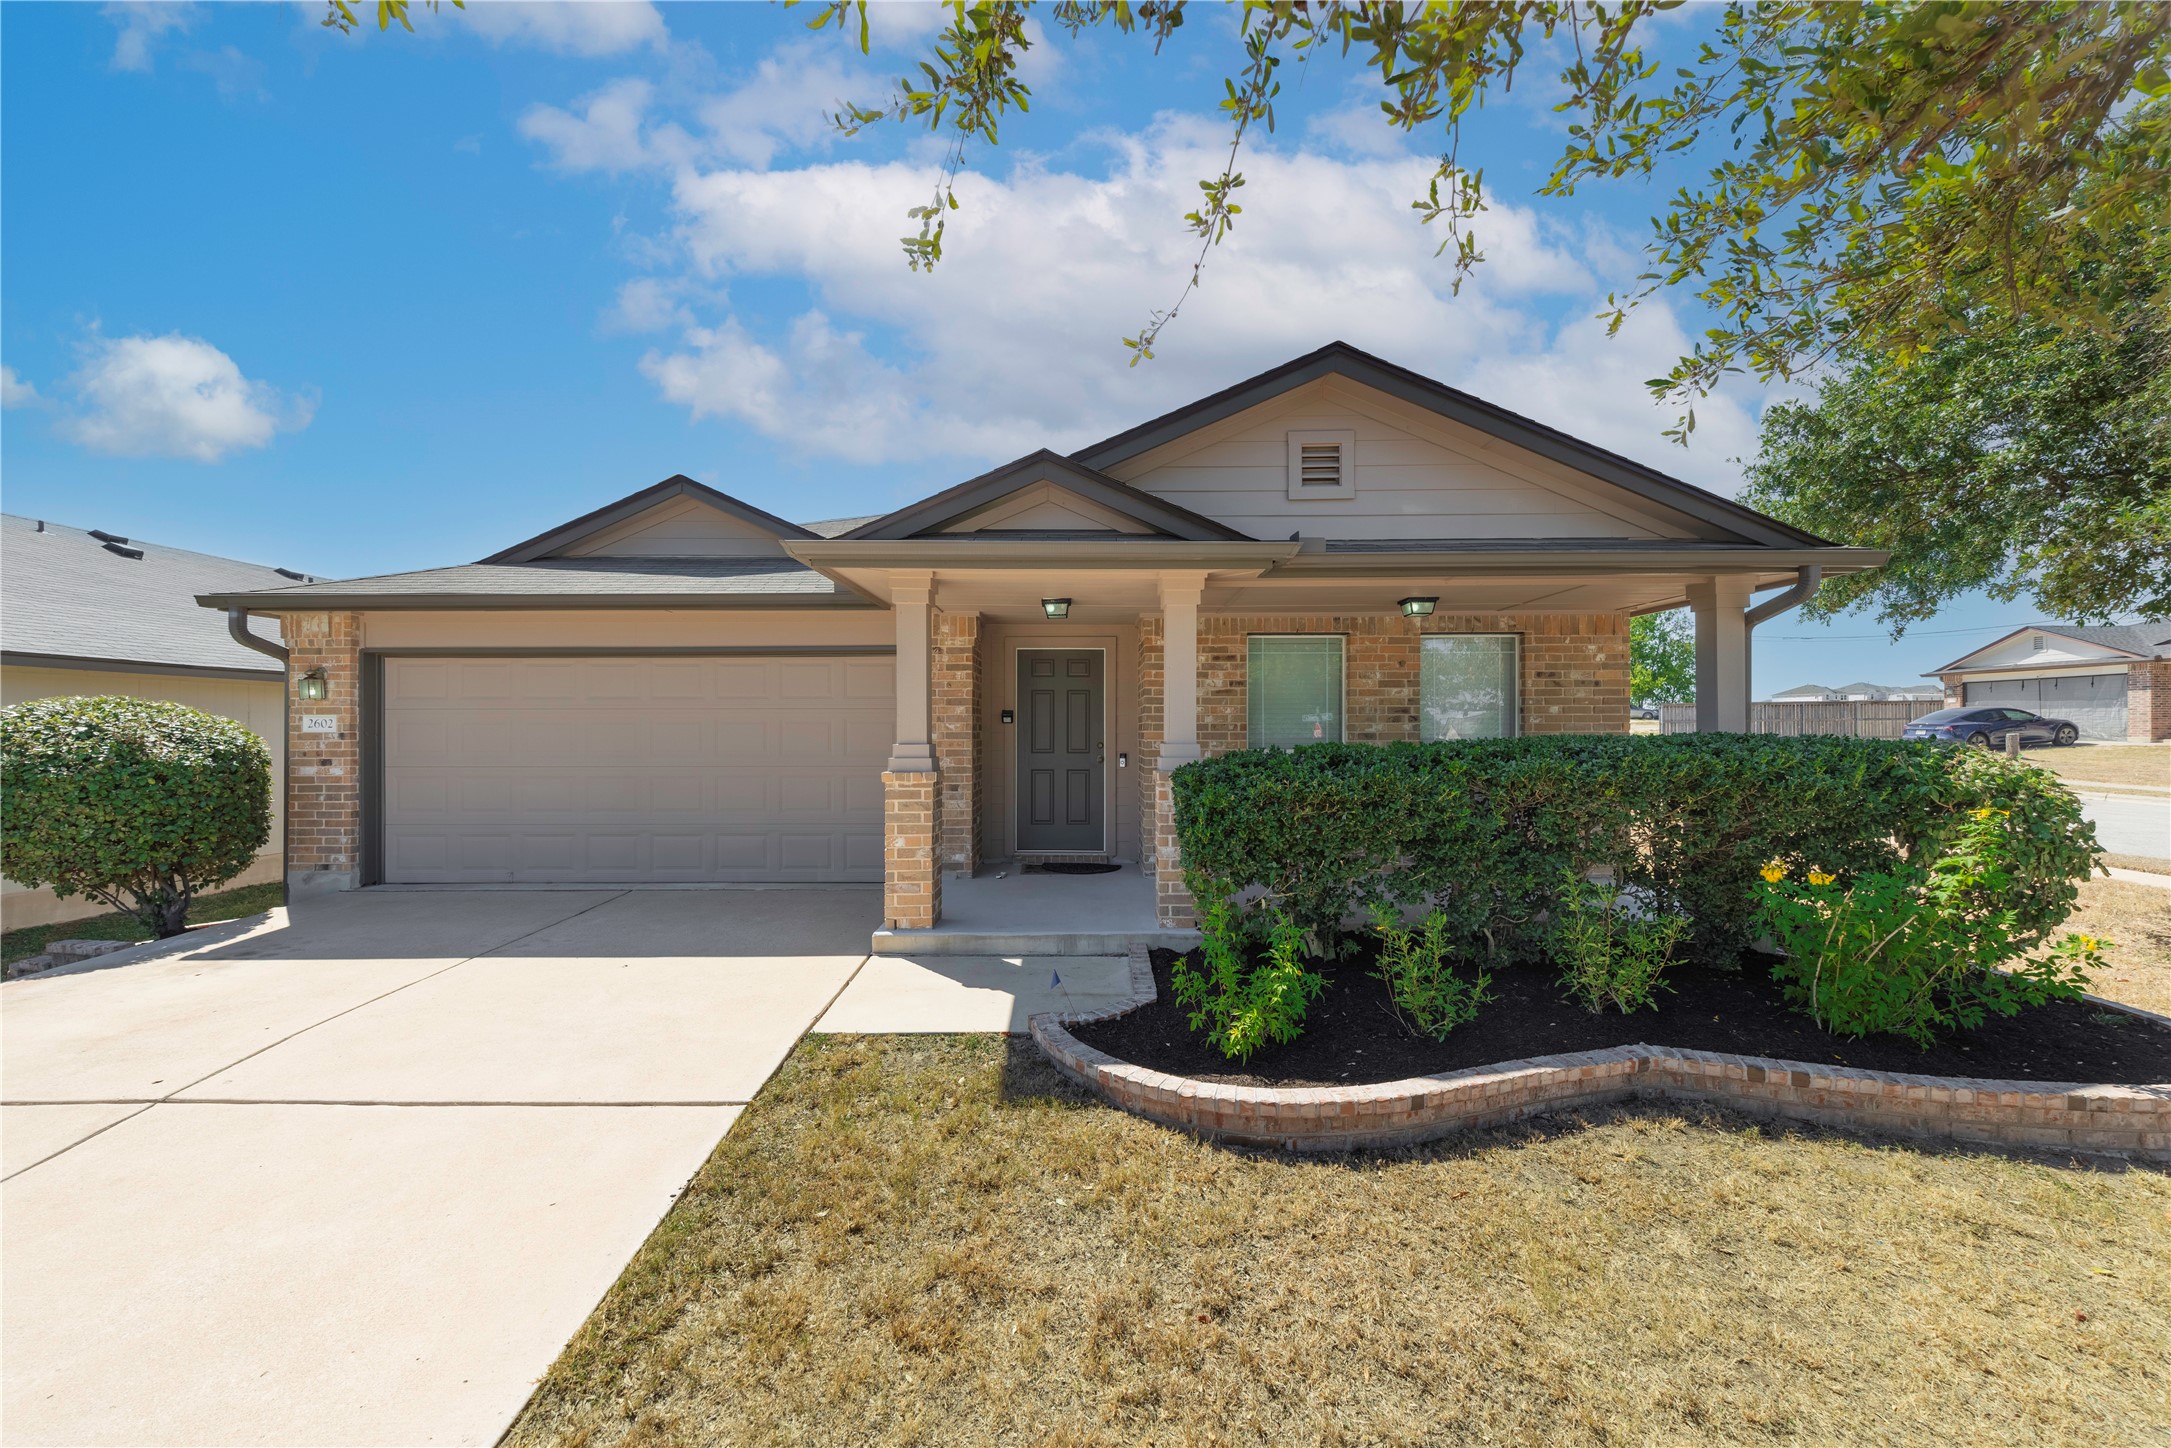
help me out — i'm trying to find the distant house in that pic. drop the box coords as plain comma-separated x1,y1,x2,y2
1767,681,1943,703
0,515,315,928
1930,622,2171,742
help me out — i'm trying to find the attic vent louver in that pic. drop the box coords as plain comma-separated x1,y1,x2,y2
274,567,307,581
1286,429,1356,500
89,529,129,545
102,541,145,560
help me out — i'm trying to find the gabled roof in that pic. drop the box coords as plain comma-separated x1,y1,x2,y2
481,475,817,563
2,513,314,676
197,557,859,611
1932,620,2171,674
1069,340,1831,550
843,450,1250,543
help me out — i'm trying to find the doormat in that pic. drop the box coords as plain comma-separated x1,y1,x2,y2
1024,862,1122,875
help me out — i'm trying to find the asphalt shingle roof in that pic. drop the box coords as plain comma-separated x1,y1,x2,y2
2,514,313,675
2032,622,2171,659
201,557,848,606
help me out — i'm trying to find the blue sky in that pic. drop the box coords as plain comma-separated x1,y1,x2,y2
2,1,2051,691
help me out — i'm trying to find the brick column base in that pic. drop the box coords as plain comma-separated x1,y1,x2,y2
1152,768,1195,928
883,770,942,929
280,610,364,899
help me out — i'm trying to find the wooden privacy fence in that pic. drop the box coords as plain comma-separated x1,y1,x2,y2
1658,700,1928,737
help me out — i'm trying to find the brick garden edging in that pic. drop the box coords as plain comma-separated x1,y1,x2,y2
1030,948,2171,1161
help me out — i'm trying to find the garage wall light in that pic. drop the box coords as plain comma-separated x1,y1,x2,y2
295,668,329,702
1041,598,1072,620
1399,596,1438,618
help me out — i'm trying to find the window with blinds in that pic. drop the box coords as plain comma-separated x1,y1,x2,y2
1420,634,1518,739
1248,636,1345,747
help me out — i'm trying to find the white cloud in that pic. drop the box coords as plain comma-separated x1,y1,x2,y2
1,366,40,409
695,46,867,168
60,333,312,462
456,0,665,57
521,78,693,174
606,276,692,332
103,1,194,72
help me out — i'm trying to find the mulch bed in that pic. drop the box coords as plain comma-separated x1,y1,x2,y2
1068,948,2171,1089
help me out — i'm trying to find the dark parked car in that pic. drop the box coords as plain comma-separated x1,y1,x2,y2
1902,707,2081,747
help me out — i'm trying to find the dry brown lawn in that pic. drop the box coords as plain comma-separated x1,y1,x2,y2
2068,876,2171,1017
2021,743,2171,791
509,1031,2171,1448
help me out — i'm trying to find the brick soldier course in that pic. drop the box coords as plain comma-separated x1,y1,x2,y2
1033,952,2171,1161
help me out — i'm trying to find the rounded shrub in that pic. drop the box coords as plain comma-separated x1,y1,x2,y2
1,696,272,938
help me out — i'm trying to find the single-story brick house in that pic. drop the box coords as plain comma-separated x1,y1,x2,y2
1931,622,2171,742
2,514,315,927
198,343,1884,934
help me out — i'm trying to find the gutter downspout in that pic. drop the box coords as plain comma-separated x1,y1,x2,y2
1742,566,1822,725
227,608,292,904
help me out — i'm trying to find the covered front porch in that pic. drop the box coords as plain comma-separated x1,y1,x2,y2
798,544,1835,950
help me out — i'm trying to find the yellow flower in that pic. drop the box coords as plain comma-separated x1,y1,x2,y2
1807,870,1837,886
2075,934,2100,952
1760,863,1787,883
1973,807,1994,820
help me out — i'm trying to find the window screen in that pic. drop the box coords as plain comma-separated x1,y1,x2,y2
1421,635,1518,739
1247,636,1344,747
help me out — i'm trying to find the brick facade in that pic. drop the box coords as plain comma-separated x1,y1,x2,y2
932,611,982,873
279,611,363,893
1194,611,1630,754
2129,660,2171,742
882,770,940,929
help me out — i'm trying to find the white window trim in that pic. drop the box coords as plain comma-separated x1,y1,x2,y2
1419,632,1522,740
1285,429,1356,500
1247,633,1348,747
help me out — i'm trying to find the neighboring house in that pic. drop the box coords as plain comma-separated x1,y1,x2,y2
1768,681,1943,703
197,343,1885,933
1930,622,2171,742
1,515,315,928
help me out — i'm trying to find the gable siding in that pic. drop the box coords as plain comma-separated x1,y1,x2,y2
559,496,789,558
1107,383,1699,541
1948,631,2138,672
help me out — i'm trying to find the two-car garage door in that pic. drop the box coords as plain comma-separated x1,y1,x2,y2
1963,672,2129,741
381,655,893,883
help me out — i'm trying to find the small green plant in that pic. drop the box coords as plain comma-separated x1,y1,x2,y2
1172,878,1328,1062
1550,872,1689,1014
1367,903,1490,1039
1755,808,2105,1045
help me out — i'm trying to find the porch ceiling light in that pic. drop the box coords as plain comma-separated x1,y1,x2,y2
1041,597,1072,620
1399,596,1438,618
295,668,329,702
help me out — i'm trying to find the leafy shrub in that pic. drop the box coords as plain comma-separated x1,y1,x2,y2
1171,883,1328,1062
1367,904,1491,1038
1,696,271,938
1755,807,2106,1044
1549,872,1690,1014
1171,736,2098,967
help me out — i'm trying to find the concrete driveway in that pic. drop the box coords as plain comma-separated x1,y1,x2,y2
1,886,877,1448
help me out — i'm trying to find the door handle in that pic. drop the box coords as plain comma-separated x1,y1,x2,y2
1097,741,1105,763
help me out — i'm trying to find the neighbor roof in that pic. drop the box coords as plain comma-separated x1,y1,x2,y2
2,514,314,676
1931,620,2171,674
1069,340,1833,550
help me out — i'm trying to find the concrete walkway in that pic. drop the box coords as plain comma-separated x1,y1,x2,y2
2079,793,2170,862
1,887,876,1448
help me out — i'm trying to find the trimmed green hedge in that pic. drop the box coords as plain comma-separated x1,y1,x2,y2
1,696,272,938
1170,736,2099,964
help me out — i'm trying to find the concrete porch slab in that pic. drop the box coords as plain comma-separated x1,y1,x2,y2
815,954,1133,1034
871,864,1199,956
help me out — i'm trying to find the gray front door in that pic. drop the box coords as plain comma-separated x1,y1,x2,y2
1016,649,1104,853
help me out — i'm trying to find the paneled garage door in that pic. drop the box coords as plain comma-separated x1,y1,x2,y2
381,655,894,883
1963,672,2128,741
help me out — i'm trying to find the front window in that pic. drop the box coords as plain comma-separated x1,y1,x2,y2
1421,634,1519,739
1247,636,1344,747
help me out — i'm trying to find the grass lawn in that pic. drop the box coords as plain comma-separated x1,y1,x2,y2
2021,744,2170,791
511,1027,2171,1448
1,880,284,969
2067,876,2171,1017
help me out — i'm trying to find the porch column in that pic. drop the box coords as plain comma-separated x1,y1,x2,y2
1686,575,1753,732
883,571,940,929
931,609,981,875
1154,573,1206,928
281,611,364,903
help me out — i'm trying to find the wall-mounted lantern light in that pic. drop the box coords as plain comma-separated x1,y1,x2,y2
1399,596,1438,619
1041,598,1072,620
295,668,329,702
